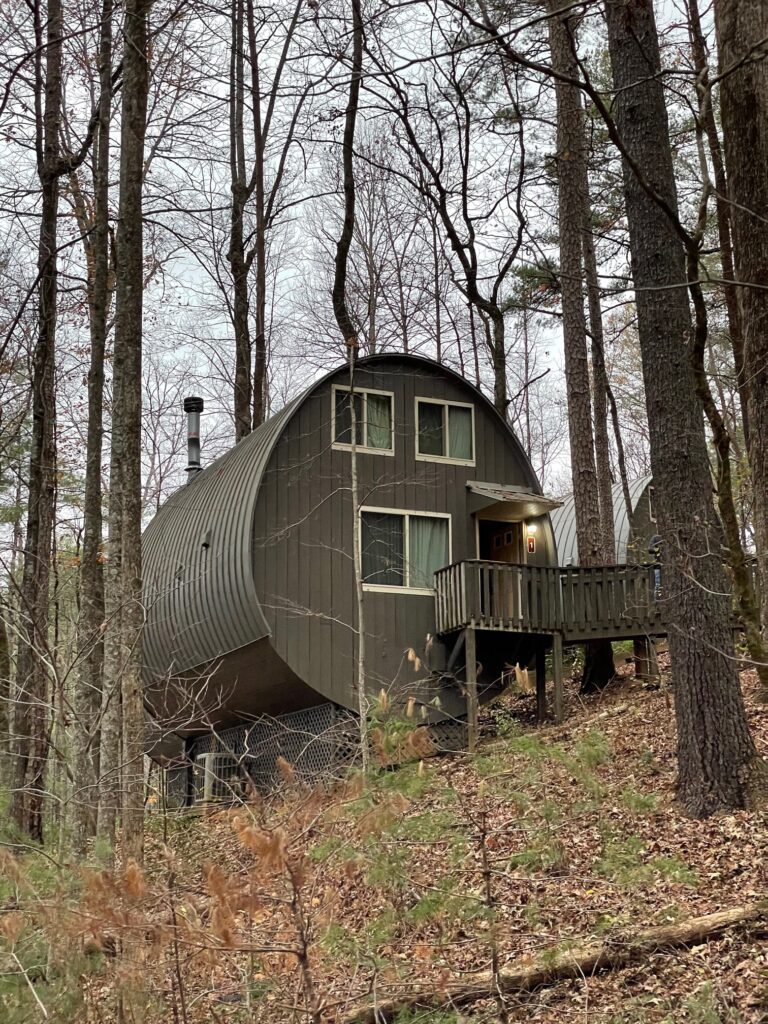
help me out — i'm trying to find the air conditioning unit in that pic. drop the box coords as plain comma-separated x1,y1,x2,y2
193,753,251,803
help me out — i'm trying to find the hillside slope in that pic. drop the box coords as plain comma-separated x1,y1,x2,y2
3,667,765,1023
135,667,767,1023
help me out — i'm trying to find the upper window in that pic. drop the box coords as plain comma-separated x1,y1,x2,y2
416,399,474,464
333,386,393,454
361,508,450,592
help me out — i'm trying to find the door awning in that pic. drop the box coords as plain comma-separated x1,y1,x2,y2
467,481,563,521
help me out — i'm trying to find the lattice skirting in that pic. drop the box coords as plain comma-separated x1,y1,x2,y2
159,703,468,809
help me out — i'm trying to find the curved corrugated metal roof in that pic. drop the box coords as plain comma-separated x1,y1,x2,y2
550,475,652,565
142,396,301,677
142,353,546,681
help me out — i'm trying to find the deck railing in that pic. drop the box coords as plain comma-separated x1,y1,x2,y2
434,561,665,642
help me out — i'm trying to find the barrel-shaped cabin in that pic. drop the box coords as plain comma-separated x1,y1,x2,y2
142,354,560,759
551,476,655,566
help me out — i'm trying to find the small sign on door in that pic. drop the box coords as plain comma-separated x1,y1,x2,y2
527,535,536,554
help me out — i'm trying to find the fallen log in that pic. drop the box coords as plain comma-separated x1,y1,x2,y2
341,902,766,1024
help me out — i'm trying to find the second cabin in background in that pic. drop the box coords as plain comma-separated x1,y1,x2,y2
551,476,656,568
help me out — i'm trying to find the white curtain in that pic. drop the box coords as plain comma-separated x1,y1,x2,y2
448,406,473,460
409,516,448,588
366,393,392,449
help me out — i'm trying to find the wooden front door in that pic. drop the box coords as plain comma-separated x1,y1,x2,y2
488,522,524,563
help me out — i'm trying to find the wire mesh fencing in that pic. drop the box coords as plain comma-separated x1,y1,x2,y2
157,702,468,810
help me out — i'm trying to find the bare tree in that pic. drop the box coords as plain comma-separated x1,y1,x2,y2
68,0,113,855
603,0,762,814
330,0,369,768
11,0,96,841
100,0,153,865
227,0,312,438
547,2,613,690
449,0,765,813
366,13,529,415
301,136,436,360
714,0,768,645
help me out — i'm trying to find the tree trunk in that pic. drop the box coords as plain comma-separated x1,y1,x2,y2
97,443,121,854
607,377,633,521
489,312,508,418
111,0,152,867
547,2,613,693
687,0,749,447
348,351,369,771
580,115,616,560
547,4,602,567
714,0,768,646
605,0,762,815
344,903,766,1024
430,214,442,362
332,0,363,348
228,0,252,442
332,0,367,766
581,99,621,693
0,600,11,784
11,0,63,843
73,0,112,857
246,0,268,429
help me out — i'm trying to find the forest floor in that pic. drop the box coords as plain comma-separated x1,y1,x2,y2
3,658,768,1023
132,658,768,1024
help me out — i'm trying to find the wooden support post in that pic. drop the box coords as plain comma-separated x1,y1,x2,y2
535,644,547,724
552,632,564,723
446,629,466,672
465,627,478,752
633,637,659,683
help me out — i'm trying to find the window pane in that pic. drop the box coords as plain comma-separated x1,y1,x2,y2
334,390,363,445
409,516,448,589
417,402,444,456
361,512,404,586
448,406,473,460
366,393,392,449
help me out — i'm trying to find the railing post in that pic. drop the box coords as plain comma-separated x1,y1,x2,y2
467,562,480,626
465,626,479,752
634,636,660,683
535,643,547,723
552,632,564,724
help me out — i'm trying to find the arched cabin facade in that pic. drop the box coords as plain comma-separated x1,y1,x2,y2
142,354,561,769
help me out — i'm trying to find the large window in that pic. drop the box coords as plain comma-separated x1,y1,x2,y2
361,509,450,592
333,386,393,453
416,399,474,464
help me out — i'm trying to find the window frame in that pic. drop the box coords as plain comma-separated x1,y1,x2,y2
359,505,452,595
331,384,395,455
414,397,475,466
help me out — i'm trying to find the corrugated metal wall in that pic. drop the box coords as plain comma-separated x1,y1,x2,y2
550,475,653,565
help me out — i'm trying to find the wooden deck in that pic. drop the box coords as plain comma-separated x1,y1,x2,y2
435,560,665,643
435,558,758,736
